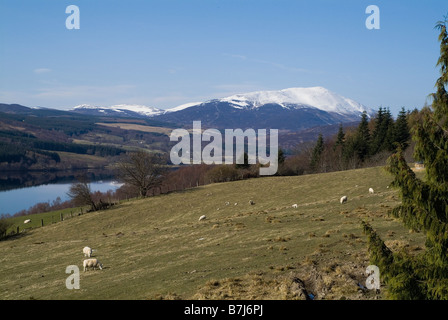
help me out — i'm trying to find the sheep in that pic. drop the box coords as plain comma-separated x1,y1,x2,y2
199,215,206,221
83,246,93,258
369,188,374,194
225,201,230,206
83,258,103,271
340,196,348,204
23,219,31,224
249,200,255,205
292,204,298,209
234,203,238,206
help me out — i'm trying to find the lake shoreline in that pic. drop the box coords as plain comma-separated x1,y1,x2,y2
0,169,121,217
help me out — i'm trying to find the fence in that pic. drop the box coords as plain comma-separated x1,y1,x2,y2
2,208,87,239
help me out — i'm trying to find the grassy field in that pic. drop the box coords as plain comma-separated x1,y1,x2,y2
96,122,173,135
0,166,426,300
5,206,88,234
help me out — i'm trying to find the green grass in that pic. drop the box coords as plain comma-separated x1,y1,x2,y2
0,166,425,300
5,206,87,234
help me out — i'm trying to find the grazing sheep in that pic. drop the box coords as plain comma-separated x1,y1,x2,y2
83,258,103,271
83,246,92,257
199,215,206,221
340,196,348,204
24,219,31,224
249,200,255,205
234,203,238,206
369,188,374,194
292,204,298,209
225,201,230,206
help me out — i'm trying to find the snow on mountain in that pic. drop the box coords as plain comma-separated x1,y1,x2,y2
72,104,164,117
111,104,164,116
165,86,373,117
164,102,203,113
220,86,372,115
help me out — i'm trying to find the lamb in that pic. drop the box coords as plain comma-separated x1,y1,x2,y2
292,204,298,209
83,246,92,258
24,219,31,224
340,196,348,204
369,188,374,194
83,258,103,271
199,215,206,221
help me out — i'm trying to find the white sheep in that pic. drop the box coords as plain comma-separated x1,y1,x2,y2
249,200,255,205
83,246,93,257
234,203,238,206
199,215,206,221
292,204,298,209
225,201,230,206
369,188,374,194
24,219,31,224
340,196,348,204
83,258,103,271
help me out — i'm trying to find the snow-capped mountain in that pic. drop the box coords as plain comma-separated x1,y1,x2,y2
70,87,374,131
72,104,164,117
221,87,368,114
164,102,203,113
165,87,371,114
158,87,374,130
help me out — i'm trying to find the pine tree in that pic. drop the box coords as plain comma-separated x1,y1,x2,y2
334,123,345,150
371,107,385,154
394,107,411,150
278,148,286,166
333,124,346,170
363,17,448,299
276,148,286,175
382,108,395,152
310,133,324,172
354,111,371,161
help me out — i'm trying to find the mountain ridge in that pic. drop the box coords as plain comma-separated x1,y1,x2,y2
70,86,374,130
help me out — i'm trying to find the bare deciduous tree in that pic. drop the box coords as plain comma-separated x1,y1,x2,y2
117,151,168,198
67,176,97,211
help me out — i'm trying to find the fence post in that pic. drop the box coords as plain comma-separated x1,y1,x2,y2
41,219,44,227
60,213,63,221
16,226,19,234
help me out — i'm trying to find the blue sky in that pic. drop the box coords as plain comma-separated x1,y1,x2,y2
0,0,446,115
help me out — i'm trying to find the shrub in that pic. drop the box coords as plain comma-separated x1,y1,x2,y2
0,218,12,240
205,165,239,183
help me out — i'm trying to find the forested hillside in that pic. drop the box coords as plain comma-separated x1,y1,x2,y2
0,107,174,171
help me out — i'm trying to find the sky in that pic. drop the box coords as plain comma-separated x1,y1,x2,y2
0,0,447,116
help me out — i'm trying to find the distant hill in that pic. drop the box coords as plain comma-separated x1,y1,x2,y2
0,104,174,172
0,103,34,114
72,104,165,118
